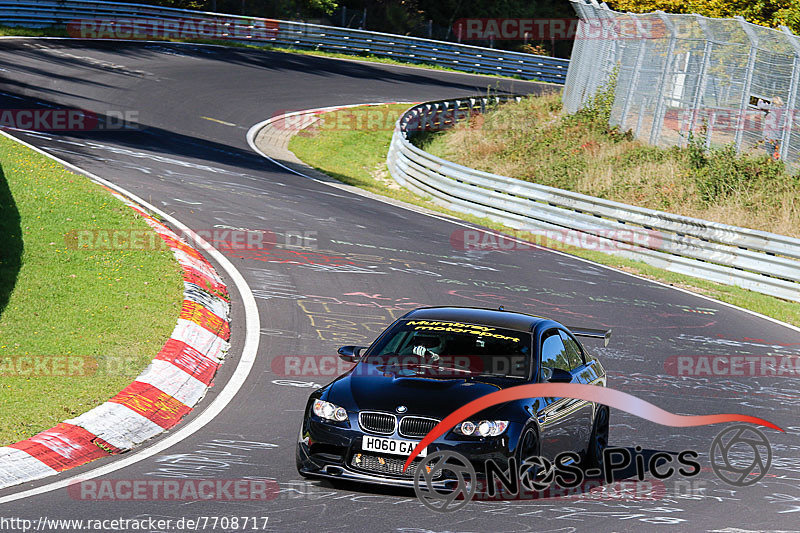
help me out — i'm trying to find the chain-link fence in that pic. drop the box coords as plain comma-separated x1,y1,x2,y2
563,0,800,171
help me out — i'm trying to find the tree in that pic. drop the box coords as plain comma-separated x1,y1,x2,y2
607,0,800,34
607,0,690,12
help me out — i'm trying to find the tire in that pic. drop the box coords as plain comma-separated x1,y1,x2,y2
586,405,609,470
296,453,312,478
516,426,550,491
515,425,541,465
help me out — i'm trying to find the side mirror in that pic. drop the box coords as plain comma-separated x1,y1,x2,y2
338,345,367,363
541,367,572,383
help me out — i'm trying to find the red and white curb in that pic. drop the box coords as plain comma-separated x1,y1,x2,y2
0,188,231,490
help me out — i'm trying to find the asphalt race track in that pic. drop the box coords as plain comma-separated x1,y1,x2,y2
1,39,799,531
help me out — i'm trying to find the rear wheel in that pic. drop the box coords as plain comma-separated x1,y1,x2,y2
586,406,609,470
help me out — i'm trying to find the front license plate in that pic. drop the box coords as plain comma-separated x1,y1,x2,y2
362,435,427,458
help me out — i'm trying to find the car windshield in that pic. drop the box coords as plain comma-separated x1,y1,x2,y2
365,319,531,378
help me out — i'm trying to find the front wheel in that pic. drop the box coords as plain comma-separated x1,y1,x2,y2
516,426,541,465
296,449,312,478
586,406,609,470
517,426,555,491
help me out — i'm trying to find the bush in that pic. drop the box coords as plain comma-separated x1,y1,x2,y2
687,132,787,205
574,67,618,125
564,67,631,142
619,145,679,168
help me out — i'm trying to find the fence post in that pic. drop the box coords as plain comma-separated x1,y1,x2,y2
579,1,602,106
734,16,759,151
687,16,712,146
632,16,654,138
619,17,648,130
780,26,800,162
563,0,588,113
649,12,677,146
594,3,622,116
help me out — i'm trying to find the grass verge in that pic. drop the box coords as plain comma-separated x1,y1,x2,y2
288,104,800,328
0,134,183,445
418,91,800,238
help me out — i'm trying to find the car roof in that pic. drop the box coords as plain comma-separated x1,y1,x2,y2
400,306,554,332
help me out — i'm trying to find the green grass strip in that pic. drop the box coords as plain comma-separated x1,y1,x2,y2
0,135,183,445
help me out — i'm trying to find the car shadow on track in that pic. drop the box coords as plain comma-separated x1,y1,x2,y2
0,39,553,180
4,39,543,94
0,90,314,177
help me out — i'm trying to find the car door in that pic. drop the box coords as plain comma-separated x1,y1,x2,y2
559,329,595,453
537,329,583,460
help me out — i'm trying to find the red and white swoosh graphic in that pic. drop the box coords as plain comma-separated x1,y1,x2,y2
403,383,783,471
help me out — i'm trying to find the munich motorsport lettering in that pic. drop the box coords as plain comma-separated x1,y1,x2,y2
407,321,521,342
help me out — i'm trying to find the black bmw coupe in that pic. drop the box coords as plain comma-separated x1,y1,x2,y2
296,306,609,486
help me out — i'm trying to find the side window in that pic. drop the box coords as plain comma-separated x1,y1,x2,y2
559,330,584,370
540,331,570,372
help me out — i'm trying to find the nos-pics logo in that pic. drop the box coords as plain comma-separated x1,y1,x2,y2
413,424,773,512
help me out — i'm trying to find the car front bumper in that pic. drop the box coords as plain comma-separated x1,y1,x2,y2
296,416,520,488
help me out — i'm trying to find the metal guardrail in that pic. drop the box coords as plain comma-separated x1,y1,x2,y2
387,96,800,302
0,0,569,83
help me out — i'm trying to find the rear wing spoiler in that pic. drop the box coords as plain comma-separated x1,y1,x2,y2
569,327,612,347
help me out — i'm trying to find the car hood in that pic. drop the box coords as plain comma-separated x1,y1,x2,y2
327,362,522,419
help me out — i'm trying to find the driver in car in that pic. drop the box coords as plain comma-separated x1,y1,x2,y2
411,335,441,363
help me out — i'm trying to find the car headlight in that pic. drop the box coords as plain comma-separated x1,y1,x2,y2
312,399,348,422
454,420,508,437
